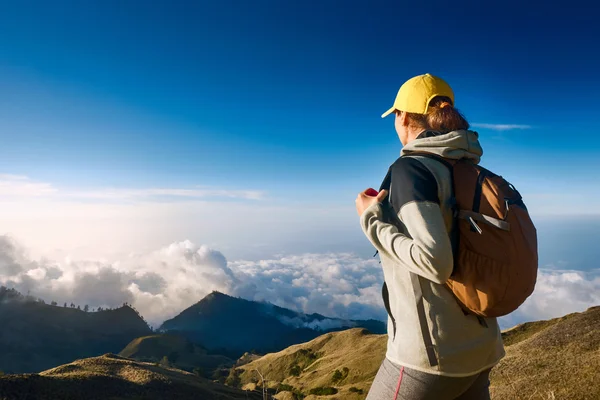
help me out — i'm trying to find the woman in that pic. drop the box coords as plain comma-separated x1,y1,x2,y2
355,73,504,400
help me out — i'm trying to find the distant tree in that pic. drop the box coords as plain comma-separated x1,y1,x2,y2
309,387,337,396
332,367,349,384
37,298,45,304
332,369,343,383
289,364,301,377
64,302,67,308
70,303,75,308
77,305,81,310
97,307,103,312
51,301,57,306
192,367,204,377
159,356,170,368
84,305,89,312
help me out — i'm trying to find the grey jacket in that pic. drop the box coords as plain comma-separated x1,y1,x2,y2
360,129,505,377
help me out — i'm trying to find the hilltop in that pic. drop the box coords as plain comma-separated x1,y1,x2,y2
160,291,386,357
0,353,262,400
226,306,600,400
231,328,385,399
119,333,233,378
0,286,151,373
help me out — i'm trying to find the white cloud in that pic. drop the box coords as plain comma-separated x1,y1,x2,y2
64,187,265,201
230,253,386,322
277,315,357,331
0,175,57,197
0,236,384,327
0,174,265,201
499,269,600,329
471,123,532,131
2,235,598,331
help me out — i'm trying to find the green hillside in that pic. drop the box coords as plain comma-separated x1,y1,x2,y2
119,333,233,378
0,286,152,373
227,306,600,400
0,353,262,400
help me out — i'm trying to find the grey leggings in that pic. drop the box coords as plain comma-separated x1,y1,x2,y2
366,358,491,400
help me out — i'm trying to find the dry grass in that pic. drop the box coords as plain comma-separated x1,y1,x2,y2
1,306,597,399
235,328,386,399
490,306,600,400
0,353,262,400
229,307,600,400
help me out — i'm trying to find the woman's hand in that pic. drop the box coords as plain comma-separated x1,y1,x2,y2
355,188,388,217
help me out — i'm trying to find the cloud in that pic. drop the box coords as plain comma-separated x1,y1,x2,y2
64,188,265,201
1,235,598,331
230,253,386,321
0,175,57,197
0,236,384,326
499,269,600,329
277,315,357,331
0,174,265,201
471,123,532,131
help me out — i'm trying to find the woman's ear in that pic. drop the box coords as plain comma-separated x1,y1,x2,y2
399,111,409,127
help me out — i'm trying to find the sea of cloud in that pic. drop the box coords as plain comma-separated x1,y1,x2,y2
1,235,598,330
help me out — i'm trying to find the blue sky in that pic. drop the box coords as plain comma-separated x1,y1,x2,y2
0,1,599,324
2,0,599,198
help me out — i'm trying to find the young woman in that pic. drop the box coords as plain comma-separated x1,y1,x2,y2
355,74,504,400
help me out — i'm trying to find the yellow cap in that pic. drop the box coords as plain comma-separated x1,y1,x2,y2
381,73,455,118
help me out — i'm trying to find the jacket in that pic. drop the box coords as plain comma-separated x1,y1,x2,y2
359,129,505,376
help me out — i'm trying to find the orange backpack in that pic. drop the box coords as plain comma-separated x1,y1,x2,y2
417,153,539,317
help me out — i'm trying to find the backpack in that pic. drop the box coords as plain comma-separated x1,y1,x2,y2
381,153,538,318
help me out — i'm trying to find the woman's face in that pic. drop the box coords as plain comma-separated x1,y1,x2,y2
395,111,409,146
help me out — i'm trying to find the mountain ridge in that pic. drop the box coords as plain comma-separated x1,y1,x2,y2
159,290,386,357
0,286,152,374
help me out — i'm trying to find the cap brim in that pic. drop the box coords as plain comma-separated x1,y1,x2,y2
381,107,395,118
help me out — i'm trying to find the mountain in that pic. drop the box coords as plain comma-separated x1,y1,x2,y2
119,333,233,378
159,291,386,357
0,353,262,400
226,306,600,400
0,286,152,374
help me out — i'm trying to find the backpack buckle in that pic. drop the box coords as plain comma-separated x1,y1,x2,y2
468,217,483,234
503,199,510,220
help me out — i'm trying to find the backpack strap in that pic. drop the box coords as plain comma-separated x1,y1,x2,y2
377,165,397,341
406,152,490,327
403,152,460,271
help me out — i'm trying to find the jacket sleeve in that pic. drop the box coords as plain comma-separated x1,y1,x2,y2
360,157,453,284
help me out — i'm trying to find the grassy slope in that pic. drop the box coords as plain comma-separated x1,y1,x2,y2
231,306,600,400
235,328,386,399
0,353,262,400
119,334,233,376
490,306,600,400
